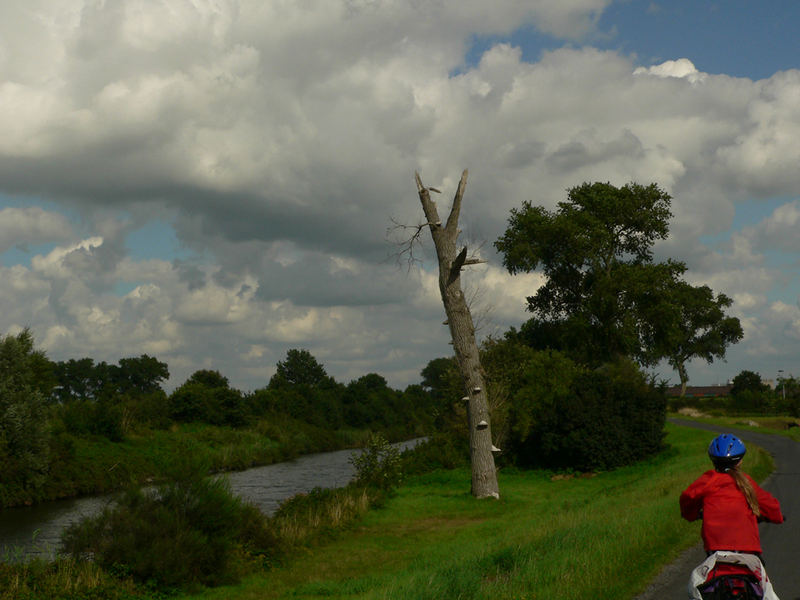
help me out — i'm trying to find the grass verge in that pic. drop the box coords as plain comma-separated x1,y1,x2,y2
670,412,800,441
177,423,774,600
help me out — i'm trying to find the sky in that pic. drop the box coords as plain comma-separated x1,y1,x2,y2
2,0,800,392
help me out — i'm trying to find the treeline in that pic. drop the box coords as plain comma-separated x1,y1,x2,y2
670,369,800,416
49,348,433,438
0,333,435,508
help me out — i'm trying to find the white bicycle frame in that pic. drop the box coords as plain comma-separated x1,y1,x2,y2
688,551,779,600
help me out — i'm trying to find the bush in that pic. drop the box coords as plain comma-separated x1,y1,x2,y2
400,434,469,475
120,391,171,430
509,355,667,471
349,432,403,490
61,453,277,589
57,400,125,442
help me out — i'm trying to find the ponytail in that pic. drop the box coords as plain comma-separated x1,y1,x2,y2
727,465,761,517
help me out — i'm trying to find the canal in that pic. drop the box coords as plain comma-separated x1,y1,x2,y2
0,438,423,560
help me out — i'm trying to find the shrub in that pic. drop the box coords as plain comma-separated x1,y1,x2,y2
57,400,124,442
509,355,667,471
349,432,402,490
169,372,249,428
400,434,469,475
120,391,171,430
61,453,277,589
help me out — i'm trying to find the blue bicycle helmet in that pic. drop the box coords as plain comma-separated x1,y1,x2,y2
708,433,746,471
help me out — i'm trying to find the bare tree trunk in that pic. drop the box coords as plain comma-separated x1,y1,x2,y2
415,170,500,499
677,361,688,397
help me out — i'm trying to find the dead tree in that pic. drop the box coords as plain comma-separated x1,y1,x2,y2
414,170,500,499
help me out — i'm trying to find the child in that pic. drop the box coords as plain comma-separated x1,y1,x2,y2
680,433,783,555
681,433,784,599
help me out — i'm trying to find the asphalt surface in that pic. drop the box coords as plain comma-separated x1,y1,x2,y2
634,418,800,600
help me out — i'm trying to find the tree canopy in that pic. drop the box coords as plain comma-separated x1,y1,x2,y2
495,181,742,382
52,354,169,403
731,370,769,396
0,329,51,496
269,349,332,389
654,282,744,395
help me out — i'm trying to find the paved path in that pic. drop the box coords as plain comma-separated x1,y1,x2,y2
634,418,800,600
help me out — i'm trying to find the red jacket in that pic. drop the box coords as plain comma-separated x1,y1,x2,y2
680,469,783,553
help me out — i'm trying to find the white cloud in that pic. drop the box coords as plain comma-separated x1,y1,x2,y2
1,1,800,390
746,200,800,253
31,236,103,274
634,58,707,83
0,207,73,252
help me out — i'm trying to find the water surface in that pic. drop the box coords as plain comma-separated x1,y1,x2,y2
0,438,423,560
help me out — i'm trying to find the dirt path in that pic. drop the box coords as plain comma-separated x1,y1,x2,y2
634,418,800,600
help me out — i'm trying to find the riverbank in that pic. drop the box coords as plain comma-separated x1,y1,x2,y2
174,422,774,600
2,422,777,599
2,414,419,509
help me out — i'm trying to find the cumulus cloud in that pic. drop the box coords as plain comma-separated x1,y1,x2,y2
0,207,73,252
1,0,800,389
745,200,800,254
634,57,707,83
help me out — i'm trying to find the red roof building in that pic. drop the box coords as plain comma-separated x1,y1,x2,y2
666,385,733,398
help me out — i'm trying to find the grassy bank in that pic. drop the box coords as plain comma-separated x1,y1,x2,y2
177,423,773,600
670,412,800,441
4,415,380,509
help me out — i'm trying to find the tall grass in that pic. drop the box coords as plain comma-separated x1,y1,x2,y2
271,486,373,547
0,555,139,600
181,423,775,600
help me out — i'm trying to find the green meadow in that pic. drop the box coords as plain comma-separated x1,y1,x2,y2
179,423,773,600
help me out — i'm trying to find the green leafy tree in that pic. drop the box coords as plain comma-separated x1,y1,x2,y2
495,181,683,365
343,374,399,429
398,383,436,433
187,369,229,389
53,354,168,402
169,369,247,427
731,370,769,395
269,349,332,389
113,355,169,396
509,353,666,470
479,336,543,451
0,329,51,500
419,356,463,432
775,376,800,416
52,357,101,402
267,350,343,428
730,369,771,413
496,181,741,374
420,357,460,402
653,282,743,395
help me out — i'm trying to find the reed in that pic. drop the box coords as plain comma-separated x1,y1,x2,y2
271,486,374,547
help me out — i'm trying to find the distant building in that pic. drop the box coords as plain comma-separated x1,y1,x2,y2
666,385,733,398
